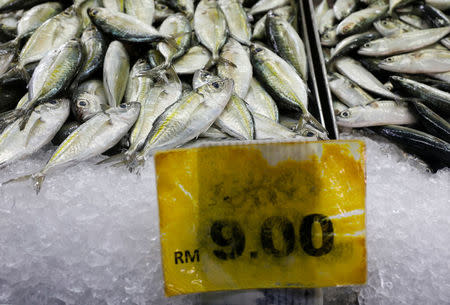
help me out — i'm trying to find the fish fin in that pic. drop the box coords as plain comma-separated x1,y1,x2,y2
24,117,44,147
16,63,30,83
32,173,45,194
96,153,126,165
217,56,237,68
2,173,33,186
298,113,328,135
19,109,32,131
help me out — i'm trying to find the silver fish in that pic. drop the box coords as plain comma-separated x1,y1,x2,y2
103,41,130,107
379,49,450,74
336,100,416,127
218,0,251,45
217,38,252,99
253,113,313,140
335,56,401,100
173,45,211,74
373,17,416,37
336,5,388,36
249,0,289,16
16,2,62,39
328,73,373,107
245,77,279,121
194,0,228,65
252,6,293,41
125,0,155,26
358,27,450,56
0,99,69,168
72,79,108,122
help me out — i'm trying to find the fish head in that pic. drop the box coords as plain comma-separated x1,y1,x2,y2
108,102,141,124
320,28,337,46
374,18,397,35
378,54,410,72
192,69,219,89
39,99,70,119
72,93,103,122
336,108,361,126
357,41,374,56
197,79,234,106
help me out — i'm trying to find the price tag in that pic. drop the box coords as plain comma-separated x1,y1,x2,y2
155,140,366,296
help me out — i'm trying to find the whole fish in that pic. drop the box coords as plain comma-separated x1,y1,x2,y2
16,2,62,40
125,0,155,26
413,101,450,143
336,100,416,127
173,45,211,74
0,99,69,168
88,7,166,43
328,73,373,107
374,125,450,170
17,39,82,127
157,13,191,69
358,27,450,56
217,38,252,99
266,11,308,81
193,0,228,65
245,77,279,121
25,103,140,193
77,24,106,82
193,70,255,140
336,5,388,36
379,49,450,74
135,79,234,164
250,44,325,132
335,57,401,100
390,75,450,115
218,0,251,45
72,79,108,122
16,6,81,73
103,41,130,107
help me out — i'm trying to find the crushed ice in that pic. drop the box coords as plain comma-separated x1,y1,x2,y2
0,131,448,305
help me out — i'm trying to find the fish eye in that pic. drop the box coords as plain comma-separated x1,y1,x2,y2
159,4,167,9
78,101,87,107
255,47,263,53
324,33,329,39
364,43,370,48
120,104,127,108
382,21,388,25
89,9,98,16
49,100,57,105
386,57,393,62
306,131,315,137
212,82,220,89
340,111,350,118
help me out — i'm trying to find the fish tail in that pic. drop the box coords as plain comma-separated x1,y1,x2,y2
32,173,45,195
298,113,328,135
96,152,126,165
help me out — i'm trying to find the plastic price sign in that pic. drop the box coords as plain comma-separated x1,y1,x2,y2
155,140,366,296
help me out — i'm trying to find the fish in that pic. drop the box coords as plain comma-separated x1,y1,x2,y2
266,11,308,81
218,0,251,45
373,17,416,37
252,5,293,40
329,31,380,61
193,0,228,66
0,0,48,13
334,0,358,21
103,41,130,107
77,24,106,83
379,49,450,74
72,79,108,122
124,0,155,26
328,73,374,107
336,5,388,36
253,113,314,140
373,125,450,170
390,75,450,116
173,45,211,74
161,0,194,19
154,2,175,22
335,56,401,100
0,99,69,168
134,79,234,168
412,101,450,143
248,0,289,16
15,2,62,40
336,100,416,127
245,77,279,121
10,103,141,193
357,27,450,56
217,38,252,99
88,7,166,43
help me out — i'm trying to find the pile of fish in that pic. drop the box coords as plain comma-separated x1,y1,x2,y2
0,0,326,192
316,0,450,170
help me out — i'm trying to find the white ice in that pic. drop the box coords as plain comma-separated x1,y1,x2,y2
0,131,449,305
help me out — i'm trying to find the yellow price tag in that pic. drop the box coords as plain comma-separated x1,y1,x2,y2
155,140,366,296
